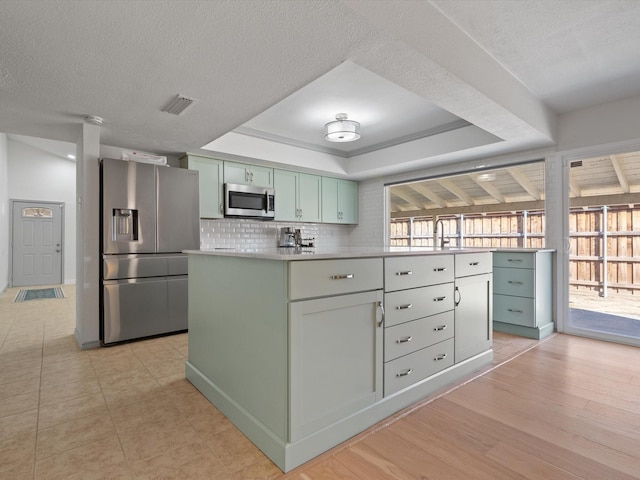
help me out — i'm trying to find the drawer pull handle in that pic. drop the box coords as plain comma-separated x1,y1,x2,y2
508,280,524,285
434,353,447,361
331,274,354,280
469,261,480,266
397,368,413,377
508,258,523,262
397,336,412,344
433,296,446,302
434,325,447,331
396,270,413,276
433,267,447,272
508,308,524,314
396,304,413,310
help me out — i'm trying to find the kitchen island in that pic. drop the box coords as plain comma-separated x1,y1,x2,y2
185,247,494,472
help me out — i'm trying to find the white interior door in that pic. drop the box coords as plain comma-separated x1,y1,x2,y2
12,201,63,287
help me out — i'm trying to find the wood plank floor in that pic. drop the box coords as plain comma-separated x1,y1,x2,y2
284,334,640,479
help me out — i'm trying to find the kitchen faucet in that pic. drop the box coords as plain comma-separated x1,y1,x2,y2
435,219,450,249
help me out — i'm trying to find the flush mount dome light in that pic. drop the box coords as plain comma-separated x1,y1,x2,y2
476,172,496,182
324,113,361,142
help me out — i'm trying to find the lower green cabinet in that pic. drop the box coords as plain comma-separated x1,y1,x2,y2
289,290,383,441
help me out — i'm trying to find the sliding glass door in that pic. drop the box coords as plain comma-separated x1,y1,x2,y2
565,153,640,346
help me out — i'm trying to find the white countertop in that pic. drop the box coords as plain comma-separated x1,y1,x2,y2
184,245,494,261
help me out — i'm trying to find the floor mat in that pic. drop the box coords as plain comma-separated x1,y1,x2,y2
13,287,65,303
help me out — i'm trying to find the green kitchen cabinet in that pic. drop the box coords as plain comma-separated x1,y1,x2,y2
492,250,554,339
274,169,321,222
321,177,358,224
180,154,224,219
224,161,274,188
289,289,383,441
454,252,493,363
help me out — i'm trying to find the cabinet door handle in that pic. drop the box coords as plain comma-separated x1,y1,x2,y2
397,368,413,377
469,261,480,266
377,301,385,327
433,296,446,302
396,304,413,310
396,270,413,276
508,308,524,314
454,286,461,306
508,280,524,285
434,353,447,361
508,258,523,263
219,203,223,214
331,274,354,280
433,267,447,272
434,325,447,331
397,336,412,344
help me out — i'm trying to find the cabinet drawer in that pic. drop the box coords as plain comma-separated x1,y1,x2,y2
384,283,454,327
289,258,383,300
493,267,535,297
384,255,454,292
493,252,534,269
455,252,492,277
384,311,454,362
384,338,454,396
493,294,536,327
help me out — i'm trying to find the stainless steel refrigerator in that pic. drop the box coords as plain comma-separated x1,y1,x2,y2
100,158,199,345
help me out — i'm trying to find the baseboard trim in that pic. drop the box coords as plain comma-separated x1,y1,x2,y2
187,350,493,472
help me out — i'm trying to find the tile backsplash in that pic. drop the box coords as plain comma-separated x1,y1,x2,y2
200,218,355,250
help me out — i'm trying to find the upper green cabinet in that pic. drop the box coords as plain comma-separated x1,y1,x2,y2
180,154,224,219
321,177,358,224
181,154,358,225
274,169,321,222
224,161,274,188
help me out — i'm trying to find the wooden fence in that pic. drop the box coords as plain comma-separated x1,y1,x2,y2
570,206,640,294
390,206,639,295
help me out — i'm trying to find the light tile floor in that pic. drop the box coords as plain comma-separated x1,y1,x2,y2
0,284,543,479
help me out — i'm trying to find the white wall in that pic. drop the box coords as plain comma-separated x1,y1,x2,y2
558,94,640,153
0,133,8,292
7,138,76,284
76,124,101,349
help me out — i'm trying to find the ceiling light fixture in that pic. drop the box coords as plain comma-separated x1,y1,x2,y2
476,172,496,182
325,113,360,142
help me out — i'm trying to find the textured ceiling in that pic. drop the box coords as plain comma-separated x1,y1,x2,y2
1,1,640,179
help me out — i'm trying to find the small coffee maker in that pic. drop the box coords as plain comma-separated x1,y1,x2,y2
279,227,296,247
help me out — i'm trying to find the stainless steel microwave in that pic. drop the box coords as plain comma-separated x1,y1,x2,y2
224,183,275,219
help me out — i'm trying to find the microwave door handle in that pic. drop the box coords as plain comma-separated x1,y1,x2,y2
265,191,271,212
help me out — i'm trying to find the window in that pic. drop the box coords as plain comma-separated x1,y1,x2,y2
389,161,546,248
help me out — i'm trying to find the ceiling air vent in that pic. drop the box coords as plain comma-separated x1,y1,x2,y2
570,160,583,168
162,95,197,115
